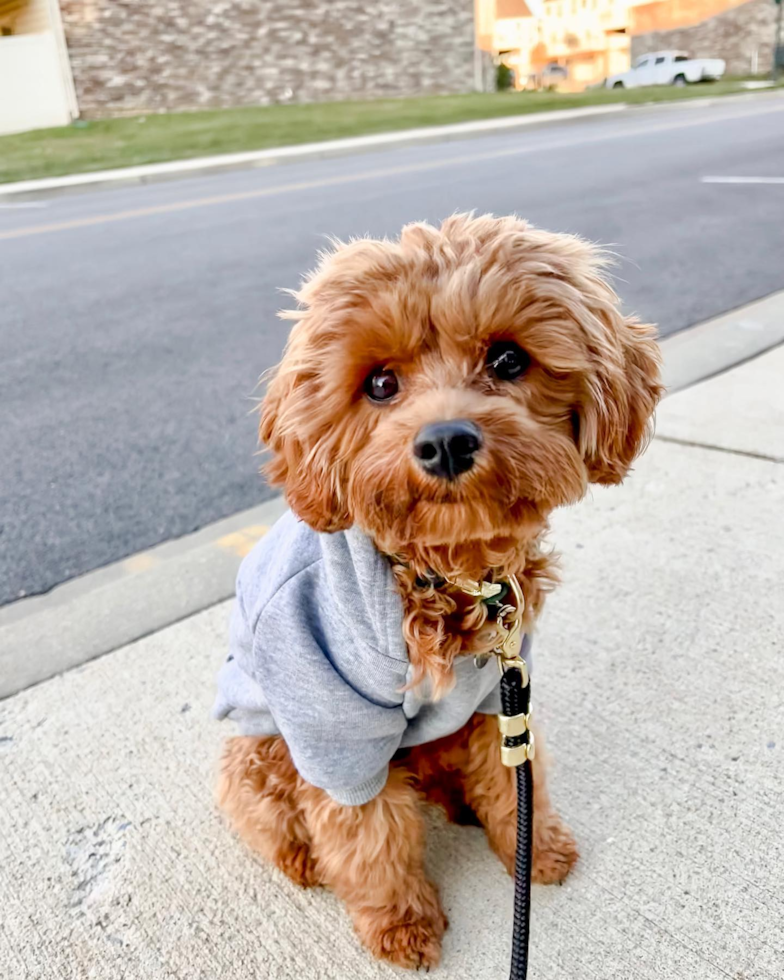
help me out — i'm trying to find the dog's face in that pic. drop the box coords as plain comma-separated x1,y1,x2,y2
261,215,662,553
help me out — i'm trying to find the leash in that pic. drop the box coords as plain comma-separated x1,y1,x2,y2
445,573,534,979
499,659,533,980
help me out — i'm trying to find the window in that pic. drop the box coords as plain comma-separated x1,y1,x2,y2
635,58,649,68
655,56,665,64
674,55,689,62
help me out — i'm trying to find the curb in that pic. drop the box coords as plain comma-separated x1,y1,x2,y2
0,496,287,700
2,289,784,700
0,105,628,201
659,288,784,393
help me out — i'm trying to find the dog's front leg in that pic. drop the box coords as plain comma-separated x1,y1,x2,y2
303,767,447,970
462,713,579,884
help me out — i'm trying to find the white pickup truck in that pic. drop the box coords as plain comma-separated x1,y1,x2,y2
606,50,725,89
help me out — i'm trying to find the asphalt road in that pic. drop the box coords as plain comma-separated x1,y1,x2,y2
2,94,784,606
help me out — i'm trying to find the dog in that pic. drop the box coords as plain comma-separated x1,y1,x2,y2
214,213,662,970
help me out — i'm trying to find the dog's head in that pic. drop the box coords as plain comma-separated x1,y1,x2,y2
260,214,662,553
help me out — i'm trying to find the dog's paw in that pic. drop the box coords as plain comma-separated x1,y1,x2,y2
276,841,320,888
355,887,448,970
532,814,579,885
374,916,445,970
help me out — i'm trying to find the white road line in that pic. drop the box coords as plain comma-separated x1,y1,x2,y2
701,176,784,184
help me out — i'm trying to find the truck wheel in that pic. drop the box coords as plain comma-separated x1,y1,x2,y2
612,81,624,89
674,75,687,87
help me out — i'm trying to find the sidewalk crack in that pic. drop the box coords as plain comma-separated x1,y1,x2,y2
655,434,784,465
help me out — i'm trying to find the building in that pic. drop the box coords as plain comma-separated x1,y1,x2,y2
477,0,638,90
475,0,543,83
1,0,478,134
536,0,632,89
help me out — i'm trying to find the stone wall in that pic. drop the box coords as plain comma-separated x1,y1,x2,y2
59,0,477,117
631,0,778,76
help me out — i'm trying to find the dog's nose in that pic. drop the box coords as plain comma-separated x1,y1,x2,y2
413,420,483,480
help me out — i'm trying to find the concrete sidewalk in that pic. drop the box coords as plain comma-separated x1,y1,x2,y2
1,347,783,980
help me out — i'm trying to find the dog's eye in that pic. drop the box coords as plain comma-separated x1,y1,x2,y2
487,341,529,382
364,367,399,402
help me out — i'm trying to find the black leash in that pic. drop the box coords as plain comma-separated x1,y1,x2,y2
499,664,533,980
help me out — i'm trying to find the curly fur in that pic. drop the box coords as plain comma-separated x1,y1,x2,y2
218,214,662,968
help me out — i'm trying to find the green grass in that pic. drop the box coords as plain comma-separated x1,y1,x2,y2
0,79,774,185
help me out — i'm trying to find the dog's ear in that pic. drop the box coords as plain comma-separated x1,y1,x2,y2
259,367,351,533
579,312,663,486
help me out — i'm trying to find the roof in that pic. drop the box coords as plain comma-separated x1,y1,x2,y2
496,0,533,17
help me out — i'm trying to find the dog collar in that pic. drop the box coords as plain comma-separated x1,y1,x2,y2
414,570,507,604
409,567,527,679
444,576,504,600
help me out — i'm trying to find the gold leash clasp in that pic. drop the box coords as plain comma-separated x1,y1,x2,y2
494,574,527,680
494,574,534,766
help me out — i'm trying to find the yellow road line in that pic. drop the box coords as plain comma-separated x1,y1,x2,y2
0,155,501,241
216,525,270,558
2,101,781,243
123,553,160,573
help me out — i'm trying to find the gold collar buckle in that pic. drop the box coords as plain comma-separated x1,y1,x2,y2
445,577,504,601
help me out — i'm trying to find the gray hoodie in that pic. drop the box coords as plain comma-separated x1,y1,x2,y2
213,510,530,805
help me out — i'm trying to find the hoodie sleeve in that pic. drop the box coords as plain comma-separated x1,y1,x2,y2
212,599,278,736
253,566,408,806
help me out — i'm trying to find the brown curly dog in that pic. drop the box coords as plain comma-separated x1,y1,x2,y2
216,213,662,969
